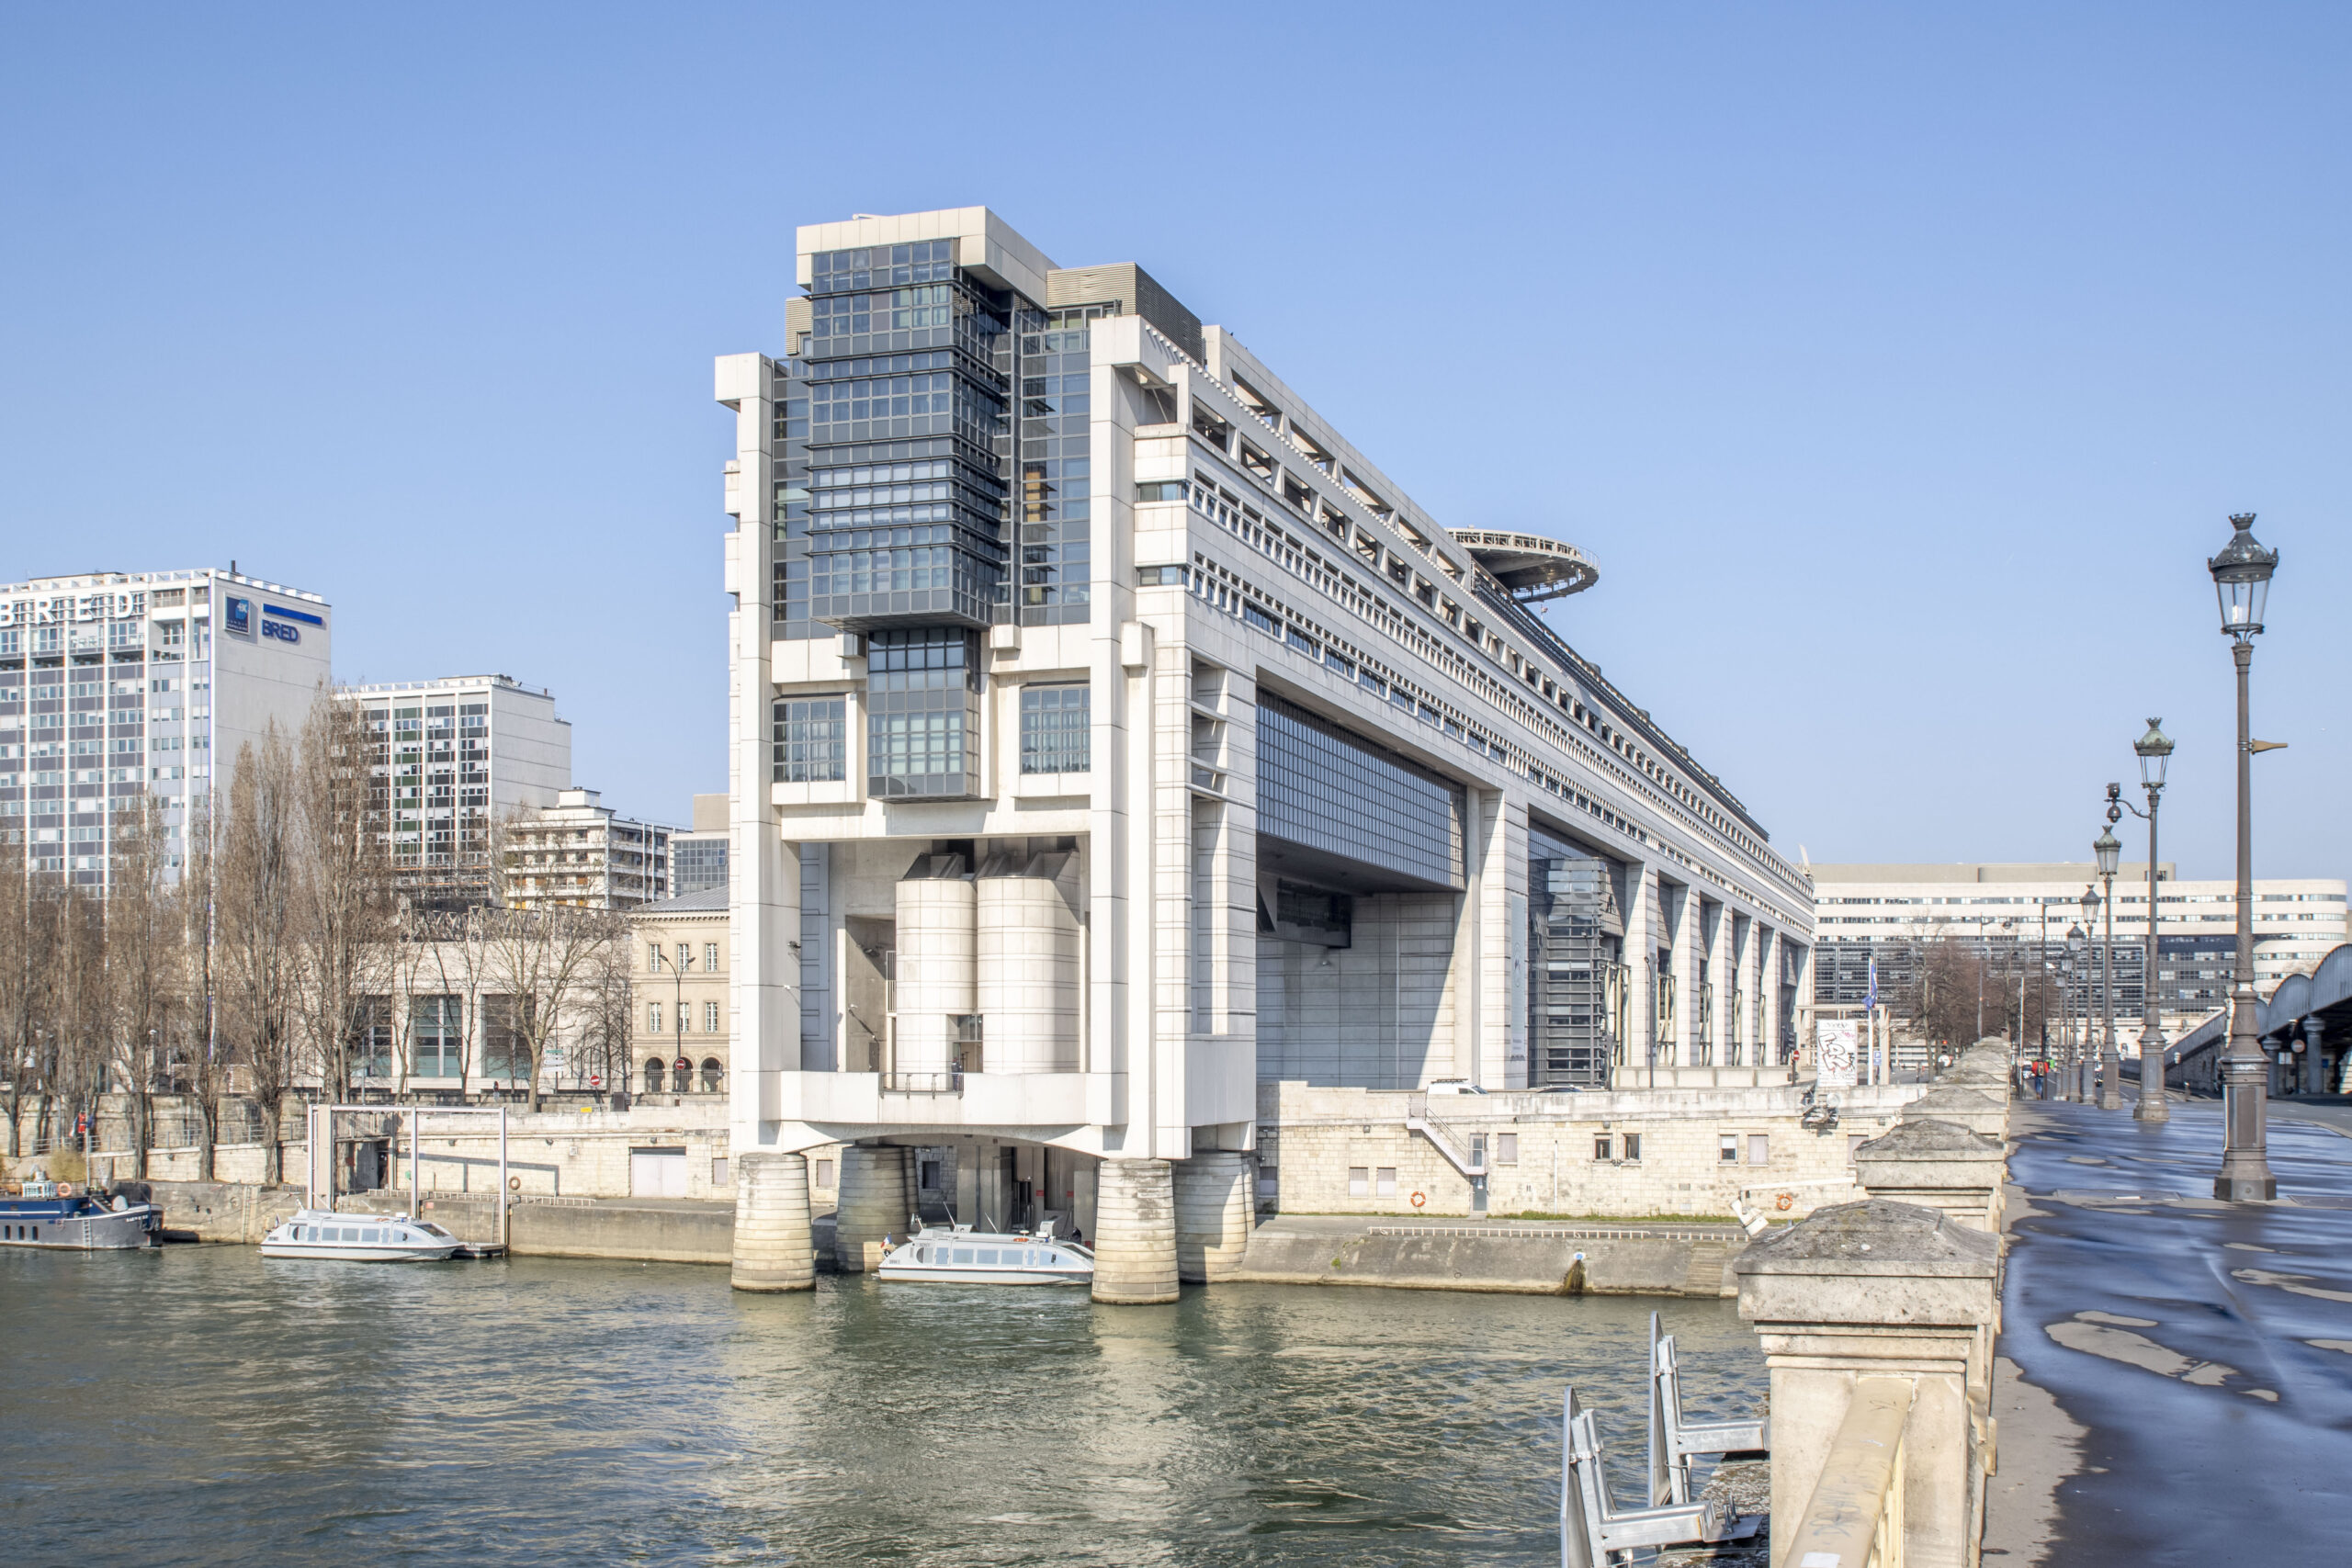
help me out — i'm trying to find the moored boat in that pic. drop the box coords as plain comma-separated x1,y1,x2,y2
260,1209,465,1262
0,1179,162,1251
877,1221,1093,1286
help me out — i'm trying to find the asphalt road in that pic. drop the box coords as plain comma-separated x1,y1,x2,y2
1987,1100,2352,1564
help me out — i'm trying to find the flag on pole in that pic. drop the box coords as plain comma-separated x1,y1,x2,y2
1865,956,1879,1012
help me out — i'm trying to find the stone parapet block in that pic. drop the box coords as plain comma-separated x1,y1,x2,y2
1902,1084,2008,1142
730,1152,815,1292
1737,1200,1999,1568
1852,1118,2009,1233
1093,1157,1179,1303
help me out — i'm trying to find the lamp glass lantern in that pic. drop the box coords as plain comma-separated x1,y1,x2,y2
2094,829,2121,880
2207,513,2278,639
2135,718,2174,790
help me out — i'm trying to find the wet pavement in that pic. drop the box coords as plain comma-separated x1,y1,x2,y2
1989,1099,2352,1564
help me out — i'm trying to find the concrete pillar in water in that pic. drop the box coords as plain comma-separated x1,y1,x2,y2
836,1145,911,1271
977,849,1081,1072
730,1152,815,1292
1173,1150,1254,1282
896,853,976,1077
1091,1157,1180,1303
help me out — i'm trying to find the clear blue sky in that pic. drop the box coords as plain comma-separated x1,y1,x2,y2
5,5,2344,881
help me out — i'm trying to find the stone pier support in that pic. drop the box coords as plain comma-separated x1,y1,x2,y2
1736,1199,2001,1568
730,1152,816,1292
1902,1084,2008,1142
1173,1151,1253,1283
1091,1157,1180,1303
836,1145,911,1272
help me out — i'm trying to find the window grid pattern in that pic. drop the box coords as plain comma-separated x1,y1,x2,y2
1019,685,1090,774
1257,702,1462,890
774,698,847,784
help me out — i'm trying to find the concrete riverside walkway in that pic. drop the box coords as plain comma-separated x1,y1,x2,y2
1987,1098,2352,1564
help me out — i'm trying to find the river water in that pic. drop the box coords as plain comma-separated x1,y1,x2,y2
4,1247,1764,1565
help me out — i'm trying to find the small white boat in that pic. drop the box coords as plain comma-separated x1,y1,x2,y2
878,1222,1094,1286
261,1209,464,1262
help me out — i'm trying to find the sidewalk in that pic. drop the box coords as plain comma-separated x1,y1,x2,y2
1986,1099,2352,1564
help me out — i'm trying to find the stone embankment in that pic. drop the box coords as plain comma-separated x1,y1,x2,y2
1233,1214,1746,1296
147,1179,734,1265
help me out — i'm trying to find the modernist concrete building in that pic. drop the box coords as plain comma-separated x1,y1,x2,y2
504,786,675,911
1811,861,2351,1045
716,208,1815,1299
338,674,571,903
0,566,331,889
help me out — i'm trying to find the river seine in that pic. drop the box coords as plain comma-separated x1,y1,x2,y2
4,1246,1763,1565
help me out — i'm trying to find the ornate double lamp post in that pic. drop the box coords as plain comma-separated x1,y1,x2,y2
2210,514,2279,1201
2094,820,2122,1108
2123,720,2175,1121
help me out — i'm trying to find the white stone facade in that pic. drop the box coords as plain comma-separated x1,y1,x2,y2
1261,1081,1917,1221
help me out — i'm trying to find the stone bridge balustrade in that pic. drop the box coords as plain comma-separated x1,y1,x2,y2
1854,1120,2008,1234
1736,1199,2002,1568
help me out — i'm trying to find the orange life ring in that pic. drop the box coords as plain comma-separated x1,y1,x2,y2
1775,1193,1794,1212
56,1182,73,1199
1409,1190,1427,1209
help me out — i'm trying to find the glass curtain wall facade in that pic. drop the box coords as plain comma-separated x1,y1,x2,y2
1527,823,1628,1088
771,238,1108,804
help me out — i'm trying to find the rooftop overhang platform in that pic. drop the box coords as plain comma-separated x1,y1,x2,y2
1449,530,1599,604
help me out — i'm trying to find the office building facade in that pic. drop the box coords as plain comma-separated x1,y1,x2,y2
717,209,1814,1282
0,567,331,888
1811,862,2351,1043
668,792,730,897
337,675,571,900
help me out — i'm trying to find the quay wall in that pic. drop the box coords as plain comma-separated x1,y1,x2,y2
1234,1221,1745,1297
1260,1080,1926,1221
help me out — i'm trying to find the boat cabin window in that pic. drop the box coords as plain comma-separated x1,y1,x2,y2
951,1247,973,1264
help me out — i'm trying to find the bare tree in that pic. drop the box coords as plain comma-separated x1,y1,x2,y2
180,789,224,1179
572,937,634,1097
218,727,301,1182
478,811,625,1111
288,690,394,1100
0,829,41,1161
104,795,177,1179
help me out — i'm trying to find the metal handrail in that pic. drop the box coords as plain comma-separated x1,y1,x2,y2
880,1068,963,1095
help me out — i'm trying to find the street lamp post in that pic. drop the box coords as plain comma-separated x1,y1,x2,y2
2210,513,2279,1201
2064,924,2086,1102
2077,886,2100,1100
2095,813,2122,1109
650,943,693,1095
2125,719,2175,1122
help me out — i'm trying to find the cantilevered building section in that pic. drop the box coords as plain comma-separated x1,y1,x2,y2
715,208,1815,1296
0,568,331,889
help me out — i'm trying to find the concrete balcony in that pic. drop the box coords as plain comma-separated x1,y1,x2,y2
773,1068,1125,1144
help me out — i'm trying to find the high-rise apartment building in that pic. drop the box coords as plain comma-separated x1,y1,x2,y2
504,786,675,910
336,675,571,899
668,792,729,897
0,567,331,887
716,209,1815,1255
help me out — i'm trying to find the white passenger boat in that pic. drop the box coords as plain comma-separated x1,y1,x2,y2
877,1222,1094,1286
260,1209,465,1262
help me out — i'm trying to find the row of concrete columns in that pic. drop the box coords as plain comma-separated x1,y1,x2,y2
730,1145,1254,1303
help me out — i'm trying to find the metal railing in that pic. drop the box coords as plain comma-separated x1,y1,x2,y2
879,1068,963,1096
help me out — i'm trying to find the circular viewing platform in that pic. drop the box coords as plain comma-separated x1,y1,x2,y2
1448,530,1599,603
